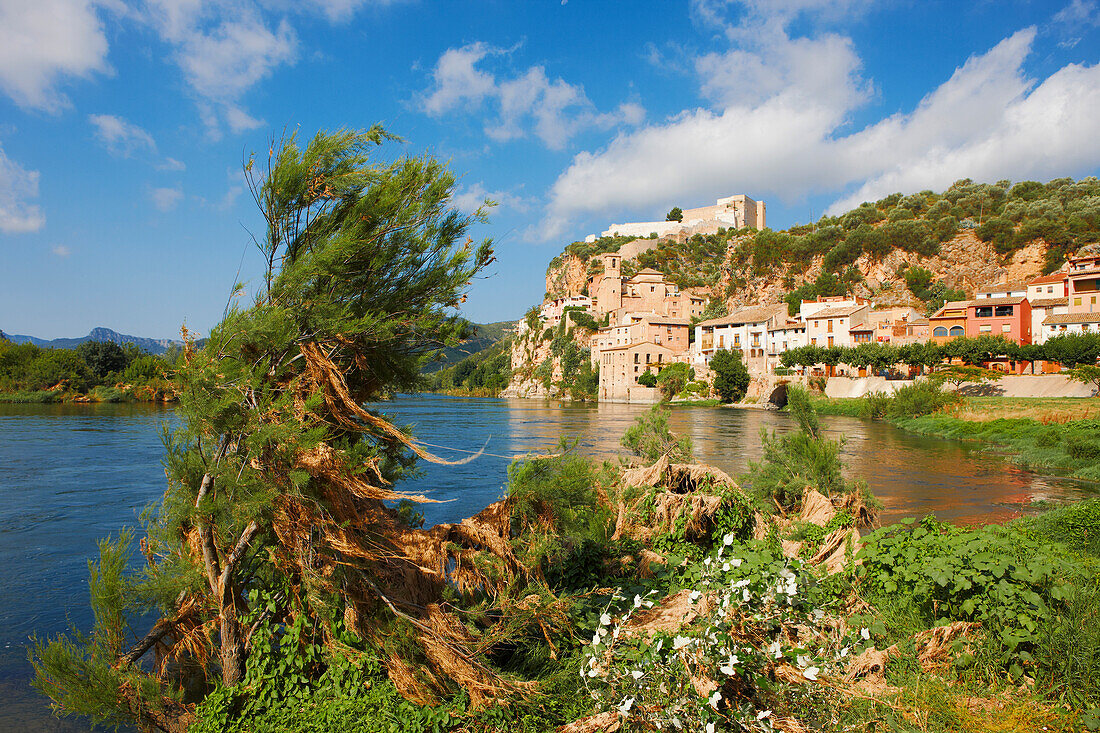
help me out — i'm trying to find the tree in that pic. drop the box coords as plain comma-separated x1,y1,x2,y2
637,370,657,387
655,362,690,400
75,340,129,380
710,348,749,402
30,128,494,728
930,364,1004,391
666,206,683,222
1068,364,1100,395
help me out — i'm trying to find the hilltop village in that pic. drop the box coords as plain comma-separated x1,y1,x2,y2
506,192,1100,402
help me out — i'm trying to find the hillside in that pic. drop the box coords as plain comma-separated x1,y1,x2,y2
510,177,1100,399
3,327,182,355
545,177,1099,316
421,320,513,373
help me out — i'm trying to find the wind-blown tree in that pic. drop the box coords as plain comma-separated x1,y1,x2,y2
30,128,494,730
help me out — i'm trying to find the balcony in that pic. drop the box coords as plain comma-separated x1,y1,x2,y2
701,336,714,350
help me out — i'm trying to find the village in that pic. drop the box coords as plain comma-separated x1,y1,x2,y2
520,195,1100,402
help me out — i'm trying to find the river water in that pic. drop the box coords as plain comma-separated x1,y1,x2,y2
0,396,1093,731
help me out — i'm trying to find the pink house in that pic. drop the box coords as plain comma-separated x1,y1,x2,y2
965,296,1031,345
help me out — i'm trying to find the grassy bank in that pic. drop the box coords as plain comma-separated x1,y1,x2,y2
0,385,176,403
810,393,1100,482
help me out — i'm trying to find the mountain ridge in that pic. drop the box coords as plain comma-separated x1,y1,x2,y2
2,327,183,355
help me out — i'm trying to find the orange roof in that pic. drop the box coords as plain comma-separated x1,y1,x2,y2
1028,272,1067,285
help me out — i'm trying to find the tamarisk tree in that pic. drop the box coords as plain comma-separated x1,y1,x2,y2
30,128,494,730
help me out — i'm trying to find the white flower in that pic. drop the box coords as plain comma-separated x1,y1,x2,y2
768,640,783,659
689,589,702,602
720,653,740,676
796,655,810,668
708,690,722,709
704,557,712,567
634,594,643,608
631,669,644,680
861,627,870,640
803,666,820,681
733,578,750,588
653,638,664,653
673,635,691,650
619,697,634,715
742,588,751,602
839,646,849,658
731,558,742,568
724,532,735,545
757,710,772,720
592,632,600,646
671,717,682,730
598,626,608,637
600,613,612,626
706,722,716,733
587,668,600,677
722,562,730,572
813,608,825,621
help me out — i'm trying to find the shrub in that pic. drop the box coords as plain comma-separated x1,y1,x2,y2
621,405,692,463
886,380,960,418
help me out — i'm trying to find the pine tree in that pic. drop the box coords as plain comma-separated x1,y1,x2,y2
30,127,494,730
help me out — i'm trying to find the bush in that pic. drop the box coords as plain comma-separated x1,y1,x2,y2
886,380,960,418
621,406,692,463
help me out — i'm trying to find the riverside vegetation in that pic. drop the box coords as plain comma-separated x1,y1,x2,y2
0,338,181,402
26,127,1100,733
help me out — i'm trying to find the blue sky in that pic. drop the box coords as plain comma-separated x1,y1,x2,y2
1,0,1099,339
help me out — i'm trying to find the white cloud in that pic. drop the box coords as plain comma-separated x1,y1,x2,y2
1053,0,1100,27
420,43,645,150
150,186,183,212
0,144,45,234
141,1,298,137
452,182,532,215
0,0,112,112
52,244,71,257
89,114,157,157
541,11,1100,240
157,157,186,172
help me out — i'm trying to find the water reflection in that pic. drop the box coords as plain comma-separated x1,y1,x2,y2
380,396,1096,528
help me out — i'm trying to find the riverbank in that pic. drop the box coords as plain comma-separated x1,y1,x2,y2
810,393,1100,483
0,386,176,403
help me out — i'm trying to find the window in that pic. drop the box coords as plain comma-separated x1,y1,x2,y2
814,321,819,327
645,353,651,363
1002,324,1012,333
827,320,833,333
949,325,964,337
1075,297,1083,306
979,324,992,332
974,306,993,318
827,336,834,347
1048,286,1054,293
634,353,640,364
658,353,663,363
994,305,1013,317
811,338,817,345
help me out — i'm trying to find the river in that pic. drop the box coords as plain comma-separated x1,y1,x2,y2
0,396,1093,731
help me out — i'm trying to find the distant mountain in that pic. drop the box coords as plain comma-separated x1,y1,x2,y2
2,327,183,355
422,320,513,373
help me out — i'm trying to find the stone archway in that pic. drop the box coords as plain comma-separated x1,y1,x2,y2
768,382,789,408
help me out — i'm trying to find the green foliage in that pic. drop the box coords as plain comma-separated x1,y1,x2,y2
637,370,657,388
858,516,1072,672
885,379,962,418
709,348,749,403
30,126,496,728
666,206,683,222
74,341,129,380
654,362,690,400
746,386,855,511
621,405,693,463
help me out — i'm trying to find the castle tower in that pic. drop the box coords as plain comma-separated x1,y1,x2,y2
596,252,623,313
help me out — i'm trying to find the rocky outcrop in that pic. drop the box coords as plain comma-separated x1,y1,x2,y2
722,231,1052,312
